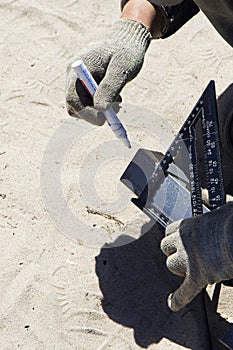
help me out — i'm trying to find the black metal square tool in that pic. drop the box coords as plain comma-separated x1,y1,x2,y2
121,81,225,227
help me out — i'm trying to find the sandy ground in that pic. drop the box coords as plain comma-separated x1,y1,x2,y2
1,0,233,349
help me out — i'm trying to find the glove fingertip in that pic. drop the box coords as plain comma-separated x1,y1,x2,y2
94,87,117,111
165,219,183,236
94,69,127,111
167,292,181,312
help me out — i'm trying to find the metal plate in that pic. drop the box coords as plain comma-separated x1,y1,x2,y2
120,81,225,227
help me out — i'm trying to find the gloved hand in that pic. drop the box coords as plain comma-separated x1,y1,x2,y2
66,18,151,125
161,203,233,311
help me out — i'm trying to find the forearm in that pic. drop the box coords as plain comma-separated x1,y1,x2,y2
121,0,166,38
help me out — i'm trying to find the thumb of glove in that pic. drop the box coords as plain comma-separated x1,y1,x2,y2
168,276,203,312
94,57,130,111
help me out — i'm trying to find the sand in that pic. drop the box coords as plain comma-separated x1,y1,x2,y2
1,0,233,349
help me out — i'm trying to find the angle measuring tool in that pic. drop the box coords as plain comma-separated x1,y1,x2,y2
121,80,225,227
121,81,232,349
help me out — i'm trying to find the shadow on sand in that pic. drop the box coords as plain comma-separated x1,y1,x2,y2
96,221,232,349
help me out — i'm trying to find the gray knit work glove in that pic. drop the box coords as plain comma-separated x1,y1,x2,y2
66,19,151,125
161,203,233,311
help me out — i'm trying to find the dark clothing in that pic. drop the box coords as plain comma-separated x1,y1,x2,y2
146,0,233,46
195,0,233,46
160,0,233,46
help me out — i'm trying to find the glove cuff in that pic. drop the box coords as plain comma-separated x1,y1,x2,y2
120,1,168,39
111,18,152,51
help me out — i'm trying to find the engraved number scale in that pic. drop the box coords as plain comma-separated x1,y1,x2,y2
121,80,225,226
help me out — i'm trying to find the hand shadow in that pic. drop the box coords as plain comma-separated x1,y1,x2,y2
95,220,232,349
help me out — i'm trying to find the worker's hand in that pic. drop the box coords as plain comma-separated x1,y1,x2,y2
160,203,233,311
66,19,151,125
